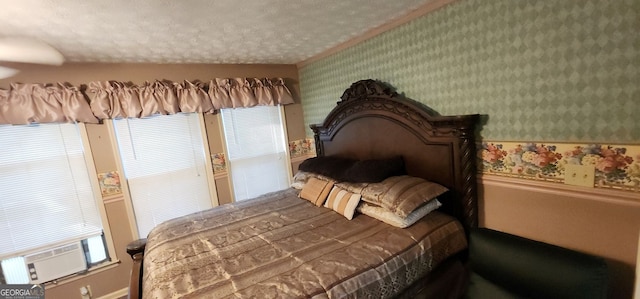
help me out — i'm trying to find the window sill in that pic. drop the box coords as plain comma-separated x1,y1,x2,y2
42,259,121,289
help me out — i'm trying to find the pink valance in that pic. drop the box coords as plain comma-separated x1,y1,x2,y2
0,83,99,125
87,80,216,119
0,78,294,124
88,78,293,119
208,78,294,109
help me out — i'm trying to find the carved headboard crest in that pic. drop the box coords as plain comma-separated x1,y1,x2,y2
339,79,398,104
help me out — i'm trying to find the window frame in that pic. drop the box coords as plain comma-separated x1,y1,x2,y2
0,122,118,284
107,113,219,240
219,105,293,202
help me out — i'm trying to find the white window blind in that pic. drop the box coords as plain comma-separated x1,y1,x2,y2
0,124,103,260
113,113,212,237
221,106,290,201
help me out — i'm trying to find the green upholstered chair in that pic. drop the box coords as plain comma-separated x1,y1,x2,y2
465,228,609,299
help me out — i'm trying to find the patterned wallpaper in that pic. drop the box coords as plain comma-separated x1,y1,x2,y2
299,0,639,143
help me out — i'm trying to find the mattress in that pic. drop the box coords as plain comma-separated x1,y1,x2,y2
142,188,467,298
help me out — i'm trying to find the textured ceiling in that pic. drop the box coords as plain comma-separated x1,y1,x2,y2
0,0,432,64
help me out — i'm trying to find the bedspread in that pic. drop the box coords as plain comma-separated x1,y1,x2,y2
142,188,467,299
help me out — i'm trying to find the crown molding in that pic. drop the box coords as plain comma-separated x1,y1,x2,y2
296,0,457,68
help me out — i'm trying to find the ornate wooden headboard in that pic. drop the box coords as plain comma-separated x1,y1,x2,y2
311,79,480,232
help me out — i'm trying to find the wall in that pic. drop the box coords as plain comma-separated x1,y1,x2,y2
299,0,639,142
0,63,301,298
298,0,639,298
635,231,640,299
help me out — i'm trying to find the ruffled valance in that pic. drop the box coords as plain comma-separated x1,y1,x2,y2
208,78,294,109
0,83,99,125
87,80,215,119
0,78,294,124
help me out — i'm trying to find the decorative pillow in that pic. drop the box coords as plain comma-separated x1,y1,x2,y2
291,171,308,189
298,156,356,181
357,199,442,228
299,177,334,206
291,171,332,190
324,186,361,220
358,175,448,218
335,181,370,194
342,156,406,183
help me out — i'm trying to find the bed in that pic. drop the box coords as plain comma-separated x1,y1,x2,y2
126,79,480,299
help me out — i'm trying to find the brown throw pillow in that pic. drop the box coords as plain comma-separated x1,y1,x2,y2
298,155,406,183
299,177,334,206
298,156,355,181
342,156,406,183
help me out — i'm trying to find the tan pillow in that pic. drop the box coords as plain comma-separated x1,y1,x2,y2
299,177,334,206
324,186,361,220
357,175,448,218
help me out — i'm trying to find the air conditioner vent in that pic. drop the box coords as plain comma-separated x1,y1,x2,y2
24,242,87,283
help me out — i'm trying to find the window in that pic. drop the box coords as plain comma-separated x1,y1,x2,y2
0,123,108,284
113,113,215,238
221,106,290,201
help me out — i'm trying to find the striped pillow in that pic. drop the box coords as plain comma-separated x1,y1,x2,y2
299,177,334,206
324,186,361,220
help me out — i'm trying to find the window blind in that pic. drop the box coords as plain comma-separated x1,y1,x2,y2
0,124,103,260
221,106,290,201
113,113,212,237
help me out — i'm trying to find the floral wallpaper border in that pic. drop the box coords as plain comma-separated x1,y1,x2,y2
480,142,640,193
211,152,227,173
289,138,315,158
97,170,122,197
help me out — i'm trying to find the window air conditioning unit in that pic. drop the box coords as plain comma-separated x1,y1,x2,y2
24,242,87,284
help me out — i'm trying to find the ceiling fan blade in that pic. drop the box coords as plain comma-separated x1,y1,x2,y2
0,65,19,79
0,37,64,66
